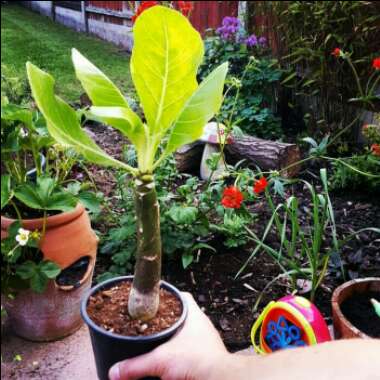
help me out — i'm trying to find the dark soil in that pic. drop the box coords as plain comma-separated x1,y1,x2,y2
56,257,91,287
340,291,380,338
87,281,182,336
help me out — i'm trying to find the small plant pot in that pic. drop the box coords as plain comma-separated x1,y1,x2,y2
1,203,98,269
2,259,94,341
332,277,380,339
81,276,188,380
1,204,98,341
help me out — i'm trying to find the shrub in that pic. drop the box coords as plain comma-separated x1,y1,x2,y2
270,1,380,143
199,17,284,139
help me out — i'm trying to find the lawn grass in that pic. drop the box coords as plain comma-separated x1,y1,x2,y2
1,4,133,102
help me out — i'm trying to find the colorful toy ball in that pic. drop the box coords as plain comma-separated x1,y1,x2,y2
251,295,331,354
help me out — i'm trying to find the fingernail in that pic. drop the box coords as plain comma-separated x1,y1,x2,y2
109,363,120,380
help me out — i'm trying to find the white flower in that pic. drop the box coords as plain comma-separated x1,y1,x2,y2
19,128,28,138
15,228,31,246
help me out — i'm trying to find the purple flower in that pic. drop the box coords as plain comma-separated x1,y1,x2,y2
258,36,267,47
216,16,241,40
246,34,258,48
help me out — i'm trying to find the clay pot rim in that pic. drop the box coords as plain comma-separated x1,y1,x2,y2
1,203,85,229
331,277,380,339
81,275,188,342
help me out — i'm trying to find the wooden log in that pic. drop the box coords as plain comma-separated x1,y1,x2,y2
174,141,205,174
225,135,301,177
175,136,301,178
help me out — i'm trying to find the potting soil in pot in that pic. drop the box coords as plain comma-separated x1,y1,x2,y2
87,281,182,336
340,291,380,338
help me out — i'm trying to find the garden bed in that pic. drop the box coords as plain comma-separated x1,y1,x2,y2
85,123,380,351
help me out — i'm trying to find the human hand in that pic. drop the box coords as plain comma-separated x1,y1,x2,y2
108,292,232,380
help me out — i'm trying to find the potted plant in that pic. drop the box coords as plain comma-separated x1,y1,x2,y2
332,277,380,339
27,5,228,379
1,99,99,341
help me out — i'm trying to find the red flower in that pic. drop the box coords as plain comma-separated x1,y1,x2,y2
221,186,244,209
253,177,268,194
371,144,380,157
331,48,341,57
178,1,193,17
373,57,380,70
132,1,159,24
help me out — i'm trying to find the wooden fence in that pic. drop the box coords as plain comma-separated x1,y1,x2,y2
22,1,240,49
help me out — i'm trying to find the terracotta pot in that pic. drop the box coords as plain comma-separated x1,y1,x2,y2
2,267,94,341
1,203,98,341
1,203,98,269
331,277,380,339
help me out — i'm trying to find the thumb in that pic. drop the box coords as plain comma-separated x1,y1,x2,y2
109,349,168,380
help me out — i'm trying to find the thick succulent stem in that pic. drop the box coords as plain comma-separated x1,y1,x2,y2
128,175,162,321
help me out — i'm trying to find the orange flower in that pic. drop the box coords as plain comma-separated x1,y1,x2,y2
371,144,380,157
373,57,380,70
331,48,341,57
253,177,268,194
221,186,244,209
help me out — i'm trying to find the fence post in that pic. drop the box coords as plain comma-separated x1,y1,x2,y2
52,1,56,21
238,1,248,32
81,1,88,32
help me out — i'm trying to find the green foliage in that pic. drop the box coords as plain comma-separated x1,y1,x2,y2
238,169,380,304
1,221,61,294
14,177,77,212
27,6,228,176
1,101,101,216
1,64,30,105
199,36,283,139
271,1,380,140
331,154,380,192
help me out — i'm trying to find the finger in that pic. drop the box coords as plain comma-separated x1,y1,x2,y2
109,349,168,380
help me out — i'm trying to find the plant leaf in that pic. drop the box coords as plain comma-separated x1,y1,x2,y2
46,192,77,212
16,261,37,280
1,174,12,209
89,106,146,153
30,271,49,293
131,6,203,137
39,261,61,279
182,252,194,269
71,48,131,108
162,62,228,157
26,63,134,172
14,184,44,209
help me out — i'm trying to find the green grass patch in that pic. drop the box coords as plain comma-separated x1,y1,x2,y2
1,4,133,102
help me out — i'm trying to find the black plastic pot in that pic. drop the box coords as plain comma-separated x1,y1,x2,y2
81,276,188,380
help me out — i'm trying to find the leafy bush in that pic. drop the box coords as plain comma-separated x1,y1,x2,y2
1,64,30,105
97,156,255,281
271,1,380,141
331,153,380,193
199,17,284,139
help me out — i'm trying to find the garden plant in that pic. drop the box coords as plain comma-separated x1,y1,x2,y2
26,4,228,376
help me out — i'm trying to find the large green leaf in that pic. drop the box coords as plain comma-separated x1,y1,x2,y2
71,49,146,154
71,48,131,108
26,63,135,173
131,6,204,137
89,106,146,154
162,62,228,158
